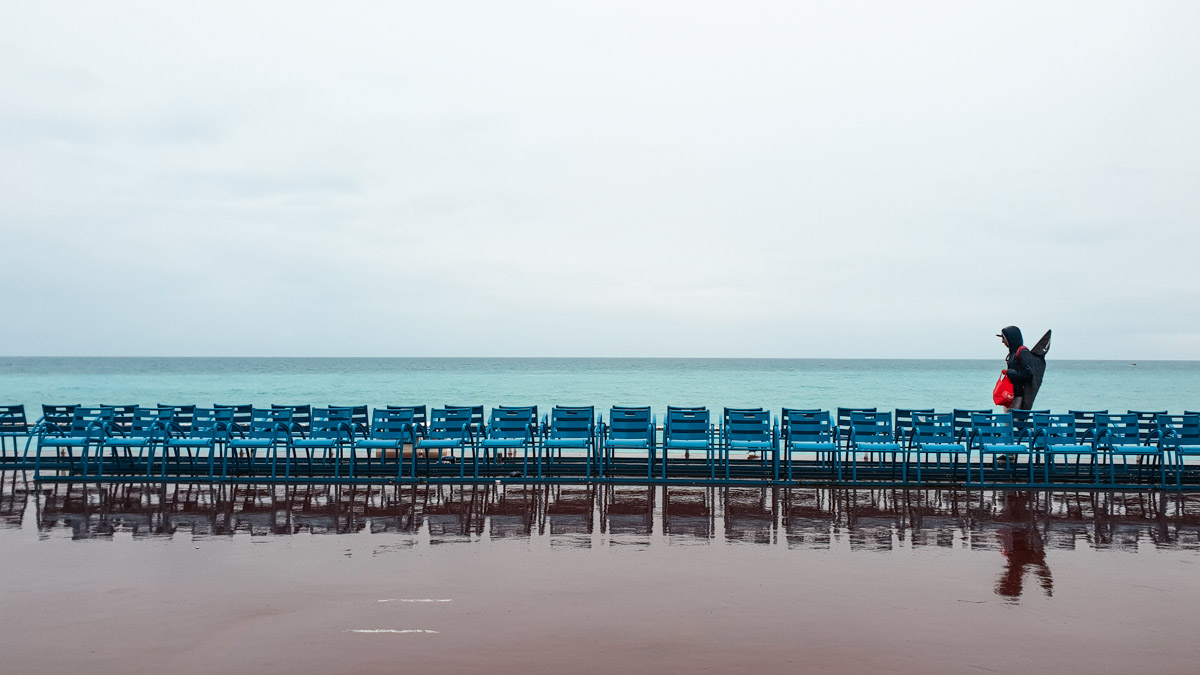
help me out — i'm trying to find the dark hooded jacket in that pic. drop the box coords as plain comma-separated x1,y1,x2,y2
1001,326,1045,408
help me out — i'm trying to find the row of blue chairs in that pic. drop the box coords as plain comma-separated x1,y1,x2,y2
3,404,1198,486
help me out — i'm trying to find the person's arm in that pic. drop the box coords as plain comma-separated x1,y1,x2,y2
1006,350,1033,384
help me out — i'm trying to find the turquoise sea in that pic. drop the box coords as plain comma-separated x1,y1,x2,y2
1,357,1195,417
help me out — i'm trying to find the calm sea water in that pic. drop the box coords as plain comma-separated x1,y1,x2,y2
1,357,1196,417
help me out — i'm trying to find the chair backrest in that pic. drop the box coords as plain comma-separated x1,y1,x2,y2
247,407,293,437
487,407,535,440
158,404,194,434
101,405,138,433
41,404,78,431
498,405,539,419
781,408,823,428
1032,413,1080,447
129,407,174,436
553,406,596,426
1156,413,1200,443
1129,410,1168,443
386,406,427,434
1095,413,1141,447
724,409,771,443
723,406,764,421
910,412,955,445
548,406,594,440
849,411,893,444
272,404,312,435
607,406,653,441
837,407,876,442
783,410,834,444
368,408,419,441
188,407,233,439
328,403,369,429
498,405,541,434
894,409,935,437
309,407,354,440
0,405,29,434
428,407,475,440
66,407,115,439
970,413,1016,445
215,404,253,432
1010,409,1049,439
1069,410,1108,442
612,405,652,416
665,407,710,442
953,409,992,440
445,405,484,432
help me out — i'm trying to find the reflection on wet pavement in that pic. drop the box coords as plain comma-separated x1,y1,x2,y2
5,471,1200,674
6,472,1200,557
6,470,1200,600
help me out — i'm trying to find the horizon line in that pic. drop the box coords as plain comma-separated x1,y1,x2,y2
0,355,1175,362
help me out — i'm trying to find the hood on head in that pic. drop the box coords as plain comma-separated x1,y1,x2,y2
1000,326,1024,353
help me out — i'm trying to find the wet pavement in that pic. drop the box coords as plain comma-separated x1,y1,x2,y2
2,472,1200,673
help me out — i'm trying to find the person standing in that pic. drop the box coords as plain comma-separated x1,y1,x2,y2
998,326,1038,411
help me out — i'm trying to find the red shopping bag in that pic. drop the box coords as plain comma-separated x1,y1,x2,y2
992,371,1014,406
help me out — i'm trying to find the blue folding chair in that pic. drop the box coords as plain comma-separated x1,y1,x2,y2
354,408,421,479
1031,413,1098,484
292,407,356,476
417,408,476,478
0,405,30,459
33,406,115,477
227,408,294,478
98,406,174,476
35,405,78,438
662,407,714,479
969,413,1037,485
845,411,902,483
1157,413,1200,487
837,407,876,451
722,408,773,480
162,407,233,478
480,407,537,475
907,412,967,483
781,409,837,482
600,406,655,479
541,406,595,478
1095,413,1163,486
1129,410,1168,444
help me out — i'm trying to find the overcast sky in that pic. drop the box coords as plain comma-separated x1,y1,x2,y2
2,2,1197,359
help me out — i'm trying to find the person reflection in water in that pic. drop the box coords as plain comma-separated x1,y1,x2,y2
994,494,1053,601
